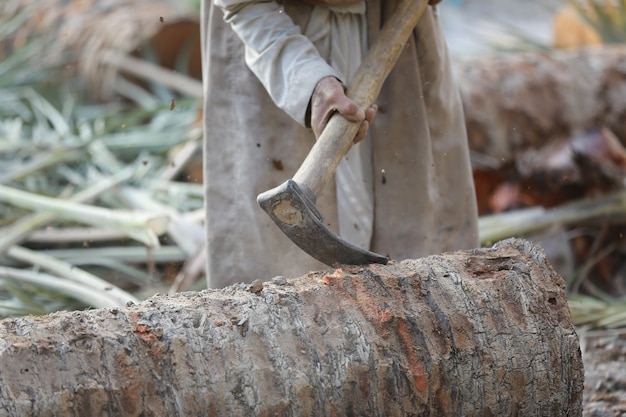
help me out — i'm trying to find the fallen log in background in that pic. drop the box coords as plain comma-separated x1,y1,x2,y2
457,46,626,163
0,239,583,416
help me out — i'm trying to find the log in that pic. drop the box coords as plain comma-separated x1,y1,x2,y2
0,239,583,416
457,46,626,163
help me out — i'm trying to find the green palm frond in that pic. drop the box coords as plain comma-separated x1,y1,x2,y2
569,294,626,328
570,0,626,43
0,4,204,318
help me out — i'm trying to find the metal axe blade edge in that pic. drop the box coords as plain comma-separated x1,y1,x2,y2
257,180,389,267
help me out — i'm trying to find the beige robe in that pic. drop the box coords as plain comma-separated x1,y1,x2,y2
201,0,479,288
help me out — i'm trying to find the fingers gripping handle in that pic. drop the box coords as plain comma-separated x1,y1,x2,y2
293,0,429,196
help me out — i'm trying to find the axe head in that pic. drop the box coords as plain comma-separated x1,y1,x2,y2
257,180,389,267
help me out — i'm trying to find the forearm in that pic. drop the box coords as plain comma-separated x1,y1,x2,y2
214,0,341,125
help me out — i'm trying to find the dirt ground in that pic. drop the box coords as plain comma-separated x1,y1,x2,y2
581,329,626,416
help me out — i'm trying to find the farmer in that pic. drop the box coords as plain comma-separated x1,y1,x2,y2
201,0,479,288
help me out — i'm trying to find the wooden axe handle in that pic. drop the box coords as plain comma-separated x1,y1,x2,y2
292,0,429,196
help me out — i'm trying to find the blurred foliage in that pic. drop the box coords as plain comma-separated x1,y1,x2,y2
0,6,202,318
570,294,626,329
570,0,626,42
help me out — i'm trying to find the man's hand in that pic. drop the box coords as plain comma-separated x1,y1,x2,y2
310,76,377,143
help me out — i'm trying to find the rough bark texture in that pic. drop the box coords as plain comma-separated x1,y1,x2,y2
0,239,583,416
457,46,626,163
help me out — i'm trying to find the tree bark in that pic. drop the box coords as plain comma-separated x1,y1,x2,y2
0,239,583,416
458,46,626,163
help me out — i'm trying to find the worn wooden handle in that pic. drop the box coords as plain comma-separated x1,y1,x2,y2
292,0,429,196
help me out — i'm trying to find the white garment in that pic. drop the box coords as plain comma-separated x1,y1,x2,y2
212,0,375,248
214,0,342,125
304,3,375,249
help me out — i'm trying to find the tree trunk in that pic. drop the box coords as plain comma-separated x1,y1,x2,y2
0,239,583,416
458,46,626,163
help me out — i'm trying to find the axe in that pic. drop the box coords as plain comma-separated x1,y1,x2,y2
257,0,429,266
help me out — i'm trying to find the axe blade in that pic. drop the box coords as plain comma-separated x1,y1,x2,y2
257,180,388,267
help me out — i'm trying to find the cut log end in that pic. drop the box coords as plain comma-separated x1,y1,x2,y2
0,238,583,416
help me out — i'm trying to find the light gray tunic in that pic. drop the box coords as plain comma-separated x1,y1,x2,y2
201,0,479,288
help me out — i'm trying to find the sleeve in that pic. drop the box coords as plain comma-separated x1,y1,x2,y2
214,0,342,126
